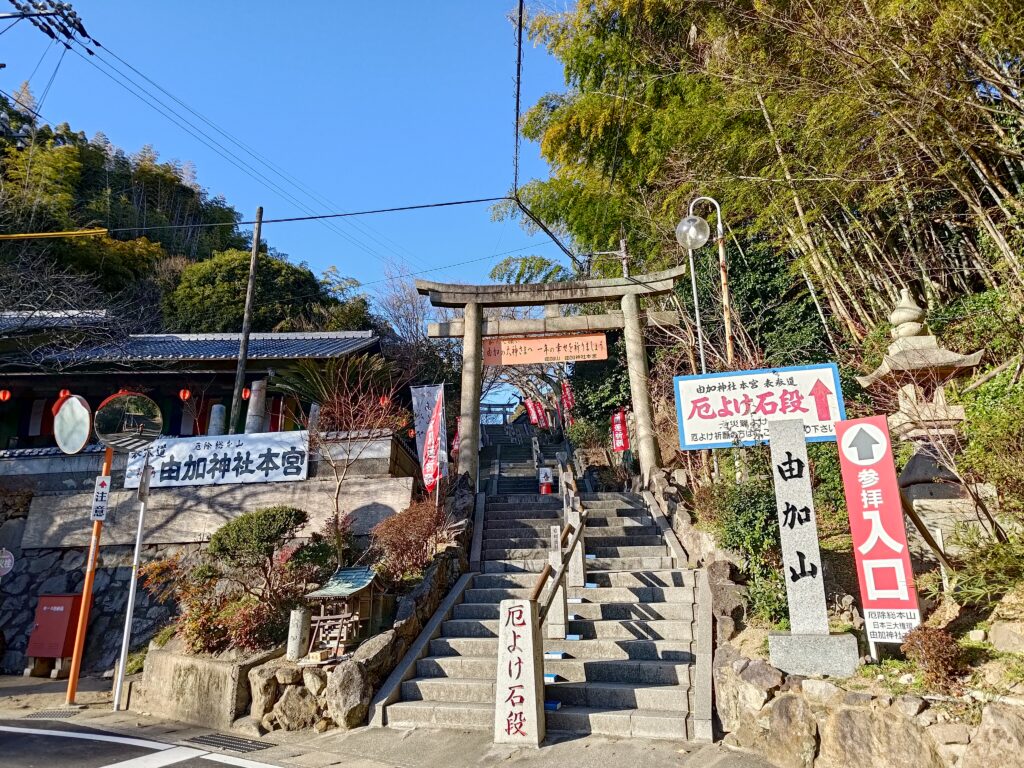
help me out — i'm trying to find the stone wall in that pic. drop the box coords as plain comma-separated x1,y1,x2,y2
0,541,181,674
715,644,1024,768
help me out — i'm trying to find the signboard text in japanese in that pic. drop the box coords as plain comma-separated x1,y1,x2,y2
483,334,607,366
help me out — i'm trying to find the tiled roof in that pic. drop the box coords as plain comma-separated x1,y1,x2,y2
0,310,108,335
63,331,379,363
305,567,379,600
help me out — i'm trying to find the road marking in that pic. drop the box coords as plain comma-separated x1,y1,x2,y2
0,725,173,750
202,754,282,768
100,745,207,767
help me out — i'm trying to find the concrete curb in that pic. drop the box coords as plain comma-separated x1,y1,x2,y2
692,568,713,742
642,490,690,568
367,571,475,727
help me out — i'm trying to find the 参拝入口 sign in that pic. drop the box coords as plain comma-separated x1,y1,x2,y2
124,431,309,489
673,363,846,450
483,334,607,366
836,415,920,649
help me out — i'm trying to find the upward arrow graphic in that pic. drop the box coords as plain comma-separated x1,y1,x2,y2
848,428,881,461
808,379,834,421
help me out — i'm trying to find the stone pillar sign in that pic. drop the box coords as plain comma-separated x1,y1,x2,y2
768,420,828,634
494,599,546,747
767,419,860,677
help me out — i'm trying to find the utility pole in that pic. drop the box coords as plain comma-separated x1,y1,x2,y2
620,237,629,278
229,206,262,435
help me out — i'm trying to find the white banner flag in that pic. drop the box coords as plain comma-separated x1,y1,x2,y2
124,431,309,489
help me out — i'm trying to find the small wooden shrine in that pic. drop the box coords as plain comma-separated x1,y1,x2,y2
304,566,391,658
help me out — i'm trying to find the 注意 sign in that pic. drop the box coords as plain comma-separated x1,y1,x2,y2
673,363,845,450
91,476,111,521
768,420,828,635
494,599,545,746
124,431,309,489
836,415,920,648
483,334,607,366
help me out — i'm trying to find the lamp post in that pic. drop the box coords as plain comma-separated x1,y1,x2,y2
674,196,734,370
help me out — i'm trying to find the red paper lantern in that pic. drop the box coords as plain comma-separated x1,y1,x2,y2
242,387,251,400
407,428,416,439
179,388,191,402
0,390,10,402
59,388,71,399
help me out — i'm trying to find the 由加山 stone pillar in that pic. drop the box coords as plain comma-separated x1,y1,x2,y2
244,378,268,434
621,292,662,483
459,301,483,488
206,404,227,436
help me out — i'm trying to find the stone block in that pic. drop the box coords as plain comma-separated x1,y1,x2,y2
494,599,545,747
817,704,945,768
895,695,925,718
769,632,860,679
248,659,283,718
275,664,302,685
761,694,818,768
272,684,319,731
800,678,840,705
927,722,970,745
989,621,1024,653
303,667,327,698
960,704,1024,768
325,659,370,729
967,629,986,643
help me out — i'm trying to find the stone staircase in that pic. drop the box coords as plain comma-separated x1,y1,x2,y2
384,428,702,739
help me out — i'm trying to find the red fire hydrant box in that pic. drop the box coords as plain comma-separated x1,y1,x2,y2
26,594,82,658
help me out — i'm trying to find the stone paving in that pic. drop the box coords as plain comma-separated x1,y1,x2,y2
0,675,774,768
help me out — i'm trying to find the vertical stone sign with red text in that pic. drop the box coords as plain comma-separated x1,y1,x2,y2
494,599,546,746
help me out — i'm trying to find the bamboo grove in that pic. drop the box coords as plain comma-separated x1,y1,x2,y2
509,0,1024,348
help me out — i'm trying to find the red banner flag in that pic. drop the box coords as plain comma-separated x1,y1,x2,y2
836,415,920,648
561,380,575,411
421,388,444,492
536,406,549,429
611,408,630,452
451,416,461,457
525,399,539,425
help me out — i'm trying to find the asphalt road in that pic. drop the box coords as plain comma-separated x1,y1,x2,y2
0,720,279,768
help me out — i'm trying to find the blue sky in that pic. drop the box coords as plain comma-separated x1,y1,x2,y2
0,1,570,296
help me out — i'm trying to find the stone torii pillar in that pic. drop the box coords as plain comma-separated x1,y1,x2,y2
458,301,484,486
621,292,662,482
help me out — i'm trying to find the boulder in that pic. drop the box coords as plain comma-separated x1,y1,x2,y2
231,716,265,737
247,660,281,718
801,678,840,706
927,722,970,745
715,659,782,732
989,621,1024,654
275,664,303,685
761,694,818,768
272,684,319,731
816,703,945,768
894,695,925,718
325,660,370,729
302,667,327,698
960,704,1024,768
351,629,397,689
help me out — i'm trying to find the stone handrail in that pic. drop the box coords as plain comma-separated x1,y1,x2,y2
531,435,541,469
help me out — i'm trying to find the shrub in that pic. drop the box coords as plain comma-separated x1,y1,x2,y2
901,626,964,693
929,289,1023,364
372,498,450,584
942,526,1024,606
207,505,308,569
567,418,605,450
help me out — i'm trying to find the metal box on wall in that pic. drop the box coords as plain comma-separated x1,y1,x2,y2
26,594,82,658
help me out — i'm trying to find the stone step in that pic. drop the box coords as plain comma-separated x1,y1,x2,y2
546,681,691,710
479,557,675,573
439,618,693,641
587,570,695,588
385,700,493,730
486,507,649,521
581,492,643,502
415,655,693,685
483,520,655,535
472,572,548,588
546,706,690,740
400,676,494,704
452,601,695,622
485,503,563,514
429,636,695,661
584,545,671,559
482,534,665,549
482,547,669,562
463,585,696,604
481,559,549,574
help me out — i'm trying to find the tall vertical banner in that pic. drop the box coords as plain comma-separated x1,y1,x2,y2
420,387,445,493
610,411,626,454
836,415,920,650
561,380,575,411
536,405,549,430
524,399,539,425
411,385,448,490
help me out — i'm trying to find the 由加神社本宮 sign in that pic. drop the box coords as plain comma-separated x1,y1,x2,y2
673,363,846,450
124,431,309,489
483,334,608,366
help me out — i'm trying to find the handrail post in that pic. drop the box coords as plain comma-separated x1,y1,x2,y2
546,525,568,640
531,435,541,470
566,496,585,588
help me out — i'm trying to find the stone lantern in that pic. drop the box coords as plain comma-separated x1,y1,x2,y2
857,289,989,552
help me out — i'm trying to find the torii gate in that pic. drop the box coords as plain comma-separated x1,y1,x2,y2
416,265,688,487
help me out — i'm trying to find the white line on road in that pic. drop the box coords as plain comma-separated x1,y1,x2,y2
99,745,208,767
0,724,281,768
0,724,173,750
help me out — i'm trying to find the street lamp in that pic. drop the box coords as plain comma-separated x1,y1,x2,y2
675,197,734,372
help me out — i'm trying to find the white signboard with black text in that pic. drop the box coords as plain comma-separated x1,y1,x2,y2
674,363,846,450
124,431,309,489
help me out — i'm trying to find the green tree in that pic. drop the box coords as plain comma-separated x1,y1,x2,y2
163,249,328,332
